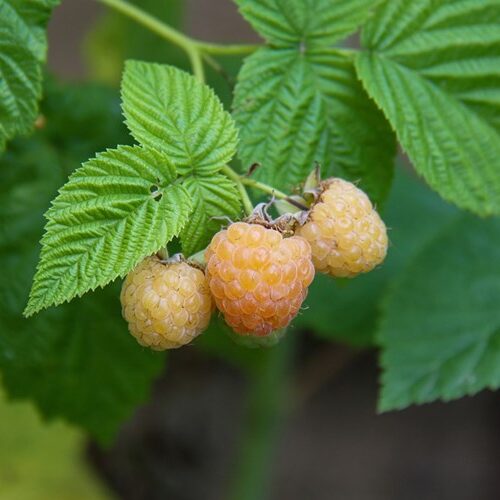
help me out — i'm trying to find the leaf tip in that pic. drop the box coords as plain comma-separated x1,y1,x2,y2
23,300,37,319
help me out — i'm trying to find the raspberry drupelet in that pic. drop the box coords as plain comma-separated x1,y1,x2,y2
121,256,213,350
296,178,388,278
205,222,315,337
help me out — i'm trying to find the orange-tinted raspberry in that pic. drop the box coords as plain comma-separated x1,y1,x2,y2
205,222,314,336
120,256,213,350
296,178,388,278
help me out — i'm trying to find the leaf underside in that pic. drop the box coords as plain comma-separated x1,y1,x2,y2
378,215,500,411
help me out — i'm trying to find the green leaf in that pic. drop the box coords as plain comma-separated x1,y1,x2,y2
1,119,165,444
0,0,60,151
294,168,459,346
235,0,380,47
356,0,500,215
378,215,500,411
25,145,192,316
121,60,238,175
180,174,242,255
234,48,396,203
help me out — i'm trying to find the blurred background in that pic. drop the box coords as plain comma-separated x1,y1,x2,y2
0,1,499,499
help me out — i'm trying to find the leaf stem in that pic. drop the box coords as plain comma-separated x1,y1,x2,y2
195,41,259,56
157,247,169,260
239,177,289,200
187,48,205,82
221,165,254,216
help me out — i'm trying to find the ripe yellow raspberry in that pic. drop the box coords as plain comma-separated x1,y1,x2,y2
120,256,213,350
205,222,315,337
296,178,388,278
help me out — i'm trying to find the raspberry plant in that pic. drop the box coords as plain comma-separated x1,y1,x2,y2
0,0,499,475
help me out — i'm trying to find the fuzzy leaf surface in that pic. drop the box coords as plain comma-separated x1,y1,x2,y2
121,61,238,175
26,145,192,315
0,0,59,151
356,0,500,215
378,215,500,411
180,174,242,255
234,48,395,203
235,0,379,47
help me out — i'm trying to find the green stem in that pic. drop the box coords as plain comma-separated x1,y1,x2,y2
239,177,289,200
228,341,293,500
196,41,259,56
221,165,254,216
188,48,205,82
157,247,169,260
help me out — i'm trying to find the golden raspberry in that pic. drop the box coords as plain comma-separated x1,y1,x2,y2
296,178,388,278
205,222,315,336
120,256,213,350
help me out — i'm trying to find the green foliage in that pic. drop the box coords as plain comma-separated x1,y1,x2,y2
25,145,192,316
236,0,379,47
0,0,59,152
233,12,395,204
356,0,500,215
2,0,499,434
121,61,238,175
378,215,500,411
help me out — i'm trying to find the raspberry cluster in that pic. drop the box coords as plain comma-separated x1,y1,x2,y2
205,222,314,336
296,178,388,278
120,177,388,348
121,257,213,350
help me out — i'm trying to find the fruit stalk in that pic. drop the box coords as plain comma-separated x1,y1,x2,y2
229,340,293,500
